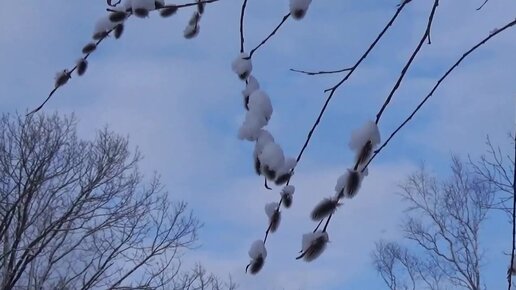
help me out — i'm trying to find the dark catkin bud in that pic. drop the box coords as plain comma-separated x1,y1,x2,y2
114,24,124,39
189,12,201,25
197,1,205,14
282,194,292,208
356,140,372,166
154,1,164,9
93,31,108,40
311,198,340,221
183,25,199,39
262,165,276,180
254,156,261,175
109,11,127,22
346,170,361,198
55,70,70,88
82,42,97,54
291,9,306,20
246,257,264,275
299,233,329,262
134,8,149,18
274,173,290,186
244,95,250,110
269,210,281,233
160,6,178,17
77,59,88,76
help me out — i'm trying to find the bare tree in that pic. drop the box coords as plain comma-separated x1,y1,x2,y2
0,113,236,290
470,136,515,220
373,157,496,290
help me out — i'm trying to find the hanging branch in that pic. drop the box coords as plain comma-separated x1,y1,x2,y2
289,67,353,76
375,0,439,124
508,133,516,290
256,2,410,252
27,0,221,117
363,17,516,172
239,0,248,53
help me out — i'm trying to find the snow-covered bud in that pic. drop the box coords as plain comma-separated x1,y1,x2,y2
231,53,252,80
297,231,329,262
335,169,363,199
93,16,117,39
132,0,155,17
280,185,295,208
183,23,199,39
238,111,267,141
246,240,267,275
248,90,272,122
349,120,381,154
242,75,260,110
114,24,124,39
259,142,285,181
76,59,88,76
275,157,296,185
289,0,312,20
311,197,341,221
160,5,178,17
265,202,281,233
82,42,97,54
54,70,70,88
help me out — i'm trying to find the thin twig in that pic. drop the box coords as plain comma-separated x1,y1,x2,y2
289,67,353,76
239,0,248,53
476,0,489,11
508,133,516,290
363,17,516,172
375,0,439,125
248,13,291,58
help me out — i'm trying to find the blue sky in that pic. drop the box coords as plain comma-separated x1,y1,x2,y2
1,0,515,289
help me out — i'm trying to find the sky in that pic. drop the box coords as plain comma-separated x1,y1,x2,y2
1,0,515,289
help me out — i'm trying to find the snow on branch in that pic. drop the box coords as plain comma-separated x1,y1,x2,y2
28,0,220,116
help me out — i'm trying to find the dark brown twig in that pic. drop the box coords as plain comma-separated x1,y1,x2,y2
289,67,353,76
248,13,291,58
476,0,489,11
375,0,439,125
239,0,248,53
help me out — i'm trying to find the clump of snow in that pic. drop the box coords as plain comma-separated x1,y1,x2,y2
348,120,381,152
242,75,260,103
289,0,312,20
231,53,252,80
238,111,268,141
248,90,272,121
254,130,274,156
248,240,267,260
259,142,285,172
